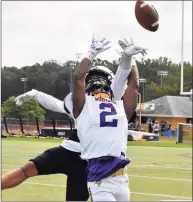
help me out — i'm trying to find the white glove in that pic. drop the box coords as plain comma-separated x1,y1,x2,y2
118,38,147,57
115,38,147,69
85,33,111,63
15,89,37,106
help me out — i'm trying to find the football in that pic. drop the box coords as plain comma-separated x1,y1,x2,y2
135,0,159,32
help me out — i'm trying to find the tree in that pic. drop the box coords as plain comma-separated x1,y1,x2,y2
1,97,46,121
1,96,20,118
1,57,192,119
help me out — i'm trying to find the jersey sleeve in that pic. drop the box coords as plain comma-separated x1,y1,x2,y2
63,93,73,117
34,91,68,114
64,93,89,120
111,58,136,101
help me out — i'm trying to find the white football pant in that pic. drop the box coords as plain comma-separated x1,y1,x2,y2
88,174,130,201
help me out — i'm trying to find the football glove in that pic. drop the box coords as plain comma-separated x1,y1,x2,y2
15,89,37,106
85,32,111,63
117,38,147,57
115,38,148,69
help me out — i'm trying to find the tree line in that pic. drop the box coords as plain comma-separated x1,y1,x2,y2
1,57,192,120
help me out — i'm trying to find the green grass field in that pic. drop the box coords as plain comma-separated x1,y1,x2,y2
1,137,192,201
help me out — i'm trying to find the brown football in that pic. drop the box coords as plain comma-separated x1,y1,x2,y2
135,0,159,32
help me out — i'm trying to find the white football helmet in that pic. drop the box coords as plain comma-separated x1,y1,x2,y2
85,66,115,99
89,66,115,80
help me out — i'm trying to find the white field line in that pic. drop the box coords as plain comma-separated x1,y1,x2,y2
2,162,192,171
0,154,173,160
3,142,192,150
129,164,192,170
0,154,186,161
3,148,191,154
2,168,191,182
130,156,192,160
2,152,192,161
1,154,170,161
2,179,192,200
130,191,192,200
129,175,191,182
2,149,42,152
128,146,192,150
161,200,192,201
2,155,37,159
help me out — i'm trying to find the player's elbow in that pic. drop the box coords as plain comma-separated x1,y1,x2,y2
123,89,138,119
133,80,139,91
127,64,139,89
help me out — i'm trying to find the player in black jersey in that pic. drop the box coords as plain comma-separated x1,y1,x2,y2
1,118,89,201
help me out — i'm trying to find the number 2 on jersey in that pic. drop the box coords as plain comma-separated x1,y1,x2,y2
99,103,118,127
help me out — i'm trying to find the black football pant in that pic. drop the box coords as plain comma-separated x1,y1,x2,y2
30,146,89,201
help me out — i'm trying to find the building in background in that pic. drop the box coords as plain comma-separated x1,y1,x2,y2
138,95,192,132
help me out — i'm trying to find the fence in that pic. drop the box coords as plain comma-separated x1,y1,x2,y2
1,117,72,138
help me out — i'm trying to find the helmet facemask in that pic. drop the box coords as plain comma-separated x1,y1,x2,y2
85,71,114,99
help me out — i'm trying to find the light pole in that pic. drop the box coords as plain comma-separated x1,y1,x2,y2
69,53,83,93
75,52,82,61
157,71,168,96
138,93,142,130
180,0,184,95
21,78,28,93
139,78,146,102
69,62,76,93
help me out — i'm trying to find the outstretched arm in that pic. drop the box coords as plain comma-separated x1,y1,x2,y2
123,65,139,120
111,38,146,101
73,58,91,118
2,162,38,190
72,33,111,118
111,58,137,101
117,38,147,119
15,89,68,114
34,91,67,114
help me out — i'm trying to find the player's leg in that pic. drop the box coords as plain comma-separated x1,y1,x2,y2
1,161,38,190
31,146,89,201
27,146,89,201
32,145,89,201
29,146,69,175
88,181,116,201
113,174,130,201
90,191,116,201
88,173,130,201
65,151,89,201
66,174,89,201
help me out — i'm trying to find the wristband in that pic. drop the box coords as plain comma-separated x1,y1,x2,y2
85,51,96,63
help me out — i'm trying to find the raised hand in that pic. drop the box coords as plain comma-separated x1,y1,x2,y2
15,89,37,106
86,33,111,62
118,38,148,57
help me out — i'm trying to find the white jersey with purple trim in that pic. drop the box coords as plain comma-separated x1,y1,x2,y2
20,61,131,154
64,93,128,160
